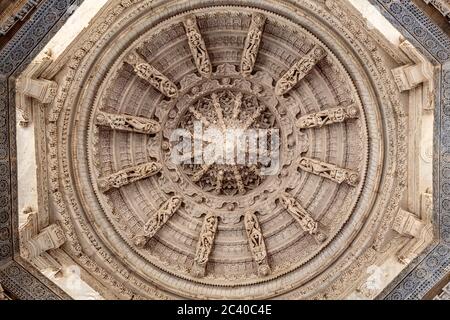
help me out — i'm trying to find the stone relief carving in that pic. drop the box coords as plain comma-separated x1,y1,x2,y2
241,13,266,76
298,157,359,186
98,162,162,192
275,45,327,96
33,0,420,300
134,196,183,248
184,15,212,78
244,211,271,276
96,111,161,134
423,0,450,19
125,50,178,98
279,193,327,244
191,213,218,277
296,104,359,129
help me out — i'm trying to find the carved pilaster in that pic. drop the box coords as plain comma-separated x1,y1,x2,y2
275,45,327,96
296,104,359,129
95,111,161,134
15,51,58,126
391,40,435,111
98,162,162,192
125,51,178,98
134,196,183,248
21,223,65,260
184,15,212,78
279,193,327,244
191,213,218,277
298,157,359,186
241,13,266,76
244,211,270,276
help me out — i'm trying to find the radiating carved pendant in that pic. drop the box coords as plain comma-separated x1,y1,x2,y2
275,45,327,96
126,51,178,98
298,157,359,186
279,193,327,244
244,211,271,276
184,15,212,78
134,196,183,248
98,162,162,192
96,111,161,134
191,213,218,277
296,104,359,129
241,13,266,76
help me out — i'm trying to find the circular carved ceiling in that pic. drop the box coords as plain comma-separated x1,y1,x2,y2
48,0,406,299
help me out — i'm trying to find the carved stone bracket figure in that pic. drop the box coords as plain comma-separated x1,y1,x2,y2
392,193,433,264
184,15,212,78
134,196,183,248
275,45,327,96
98,162,162,192
15,50,58,126
296,104,359,129
126,50,178,98
241,13,266,77
391,40,435,111
21,223,66,260
244,211,271,276
279,193,327,244
298,157,359,187
423,0,450,19
191,213,218,277
96,111,161,134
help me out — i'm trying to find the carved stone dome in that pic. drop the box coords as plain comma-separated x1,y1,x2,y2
45,0,408,299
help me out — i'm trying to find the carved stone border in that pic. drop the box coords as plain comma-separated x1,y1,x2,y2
0,0,83,300
0,0,449,300
369,0,450,300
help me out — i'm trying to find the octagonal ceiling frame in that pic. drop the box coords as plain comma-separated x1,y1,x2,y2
0,0,448,300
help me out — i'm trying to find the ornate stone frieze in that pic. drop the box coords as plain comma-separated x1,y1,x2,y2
98,162,162,192
191,213,218,277
244,211,270,276
275,45,327,96
95,111,161,134
298,157,359,186
183,15,212,78
125,51,178,98
241,13,266,76
296,104,359,129
0,0,43,36
279,193,327,244
134,196,183,248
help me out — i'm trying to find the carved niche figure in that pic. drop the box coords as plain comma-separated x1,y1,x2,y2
184,15,212,78
98,162,162,192
244,211,271,276
191,213,218,277
134,196,183,248
275,45,327,96
296,105,359,129
241,13,266,76
126,51,178,98
96,111,161,134
298,157,359,186
279,193,327,243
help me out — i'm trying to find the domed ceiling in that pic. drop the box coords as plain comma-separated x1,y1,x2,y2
36,0,416,299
